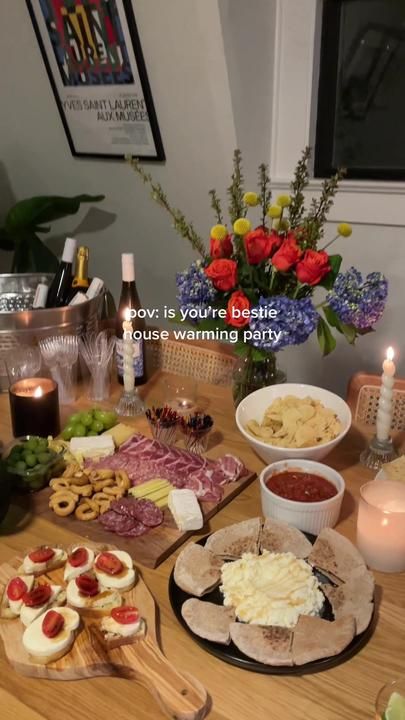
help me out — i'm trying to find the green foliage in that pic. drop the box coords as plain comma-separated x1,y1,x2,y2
208,189,224,224
319,254,342,290
289,146,311,229
323,305,356,344
317,316,337,356
227,149,245,223
0,194,104,273
258,162,272,228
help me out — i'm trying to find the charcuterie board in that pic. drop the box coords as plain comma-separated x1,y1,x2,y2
0,546,209,720
31,468,256,569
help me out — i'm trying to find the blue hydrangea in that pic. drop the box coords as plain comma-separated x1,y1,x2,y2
176,260,217,322
248,296,319,351
326,268,388,330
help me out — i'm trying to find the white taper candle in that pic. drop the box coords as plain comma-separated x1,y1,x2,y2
376,346,396,442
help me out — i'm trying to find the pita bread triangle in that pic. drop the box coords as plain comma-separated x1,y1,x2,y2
292,614,355,665
174,543,222,597
322,566,374,635
260,518,312,558
230,623,293,666
204,518,261,559
308,528,366,582
181,599,235,644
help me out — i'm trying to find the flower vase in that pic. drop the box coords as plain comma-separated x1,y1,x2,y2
232,351,286,407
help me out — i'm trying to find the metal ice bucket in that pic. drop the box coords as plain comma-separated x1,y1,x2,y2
0,273,102,391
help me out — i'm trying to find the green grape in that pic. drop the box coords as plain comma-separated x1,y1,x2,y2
61,425,76,441
90,420,104,434
15,460,27,472
86,430,98,436
73,423,86,437
26,437,39,451
68,413,82,425
80,413,94,428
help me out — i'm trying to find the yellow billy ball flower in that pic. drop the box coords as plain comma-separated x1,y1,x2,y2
210,224,228,241
276,194,292,208
243,191,260,207
267,204,282,219
337,222,353,238
233,218,251,236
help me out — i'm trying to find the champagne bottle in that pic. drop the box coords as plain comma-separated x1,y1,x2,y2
115,253,145,386
67,246,89,302
68,277,104,306
46,237,76,308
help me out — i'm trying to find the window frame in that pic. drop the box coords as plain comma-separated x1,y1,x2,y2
314,0,405,181
270,0,405,226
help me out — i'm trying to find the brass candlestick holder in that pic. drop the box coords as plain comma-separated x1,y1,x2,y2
360,435,398,471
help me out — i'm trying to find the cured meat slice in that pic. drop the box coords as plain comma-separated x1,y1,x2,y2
115,519,148,537
110,497,163,527
218,455,246,483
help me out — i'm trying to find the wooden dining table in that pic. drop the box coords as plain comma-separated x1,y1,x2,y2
0,370,404,720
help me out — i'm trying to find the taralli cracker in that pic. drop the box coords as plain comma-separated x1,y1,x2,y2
246,396,342,449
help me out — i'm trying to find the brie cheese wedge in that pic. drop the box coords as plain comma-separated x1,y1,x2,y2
69,435,114,459
168,489,203,531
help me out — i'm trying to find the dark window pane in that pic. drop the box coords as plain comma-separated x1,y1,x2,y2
315,0,405,180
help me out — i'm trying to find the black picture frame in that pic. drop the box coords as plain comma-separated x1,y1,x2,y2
314,0,405,181
26,0,165,161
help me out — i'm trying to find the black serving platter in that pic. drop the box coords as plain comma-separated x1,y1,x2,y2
168,534,375,675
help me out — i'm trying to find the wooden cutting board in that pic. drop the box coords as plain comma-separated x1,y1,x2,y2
0,548,209,720
30,469,256,569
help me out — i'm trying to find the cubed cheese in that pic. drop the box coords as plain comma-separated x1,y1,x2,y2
168,489,204,531
69,435,115,459
102,423,135,447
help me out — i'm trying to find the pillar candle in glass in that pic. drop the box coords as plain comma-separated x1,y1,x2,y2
9,378,60,438
357,480,405,572
376,346,396,442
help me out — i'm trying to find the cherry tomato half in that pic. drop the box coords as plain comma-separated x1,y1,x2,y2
111,606,140,625
75,574,99,597
23,584,52,607
42,610,65,638
28,547,55,564
6,577,28,601
68,547,88,568
95,552,123,576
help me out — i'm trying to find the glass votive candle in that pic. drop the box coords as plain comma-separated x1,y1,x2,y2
375,677,405,720
357,480,405,572
9,378,60,438
164,376,198,415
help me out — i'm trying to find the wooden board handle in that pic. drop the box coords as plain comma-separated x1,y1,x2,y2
117,636,209,720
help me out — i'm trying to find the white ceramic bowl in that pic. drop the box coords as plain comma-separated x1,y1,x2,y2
260,459,345,535
235,383,352,464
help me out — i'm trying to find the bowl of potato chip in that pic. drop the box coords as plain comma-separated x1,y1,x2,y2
235,383,352,464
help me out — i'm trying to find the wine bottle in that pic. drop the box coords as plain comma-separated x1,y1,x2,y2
115,253,145,386
67,246,89,302
46,237,76,308
32,283,48,309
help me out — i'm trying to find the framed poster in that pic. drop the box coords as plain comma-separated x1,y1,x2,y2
26,0,165,160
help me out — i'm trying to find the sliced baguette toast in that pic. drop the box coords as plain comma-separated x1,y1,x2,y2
91,618,146,650
67,588,122,618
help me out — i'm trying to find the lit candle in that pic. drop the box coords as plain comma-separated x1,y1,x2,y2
357,480,405,572
9,378,60,438
376,346,396,442
123,308,135,393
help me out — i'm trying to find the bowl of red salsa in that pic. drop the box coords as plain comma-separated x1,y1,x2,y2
260,459,345,535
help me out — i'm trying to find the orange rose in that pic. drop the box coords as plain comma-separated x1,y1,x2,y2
296,250,331,286
271,233,302,272
209,234,233,259
244,229,281,265
226,291,250,328
204,259,237,291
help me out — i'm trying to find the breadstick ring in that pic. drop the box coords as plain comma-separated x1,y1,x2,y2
75,499,99,521
49,478,71,492
92,492,112,514
92,478,115,492
69,483,93,497
103,485,125,498
114,470,130,492
70,473,90,487
49,491,77,517
62,464,81,478
89,469,115,482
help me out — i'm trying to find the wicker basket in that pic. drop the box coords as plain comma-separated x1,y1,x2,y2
0,273,102,392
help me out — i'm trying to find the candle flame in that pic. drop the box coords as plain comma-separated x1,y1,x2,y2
386,346,394,362
34,386,43,398
124,307,131,322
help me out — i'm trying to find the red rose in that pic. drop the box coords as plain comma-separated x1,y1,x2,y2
271,233,302,272
244,229,281,265
210,234,233,259
225,291,250,328
296,249,331,286
205,259,237,291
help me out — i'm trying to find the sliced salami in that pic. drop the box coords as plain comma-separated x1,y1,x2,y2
115,519,148,537
131,498,164,527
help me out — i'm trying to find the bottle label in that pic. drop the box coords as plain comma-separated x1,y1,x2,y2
116,338,144,378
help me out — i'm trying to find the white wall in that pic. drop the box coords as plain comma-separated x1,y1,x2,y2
0,0,403,395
